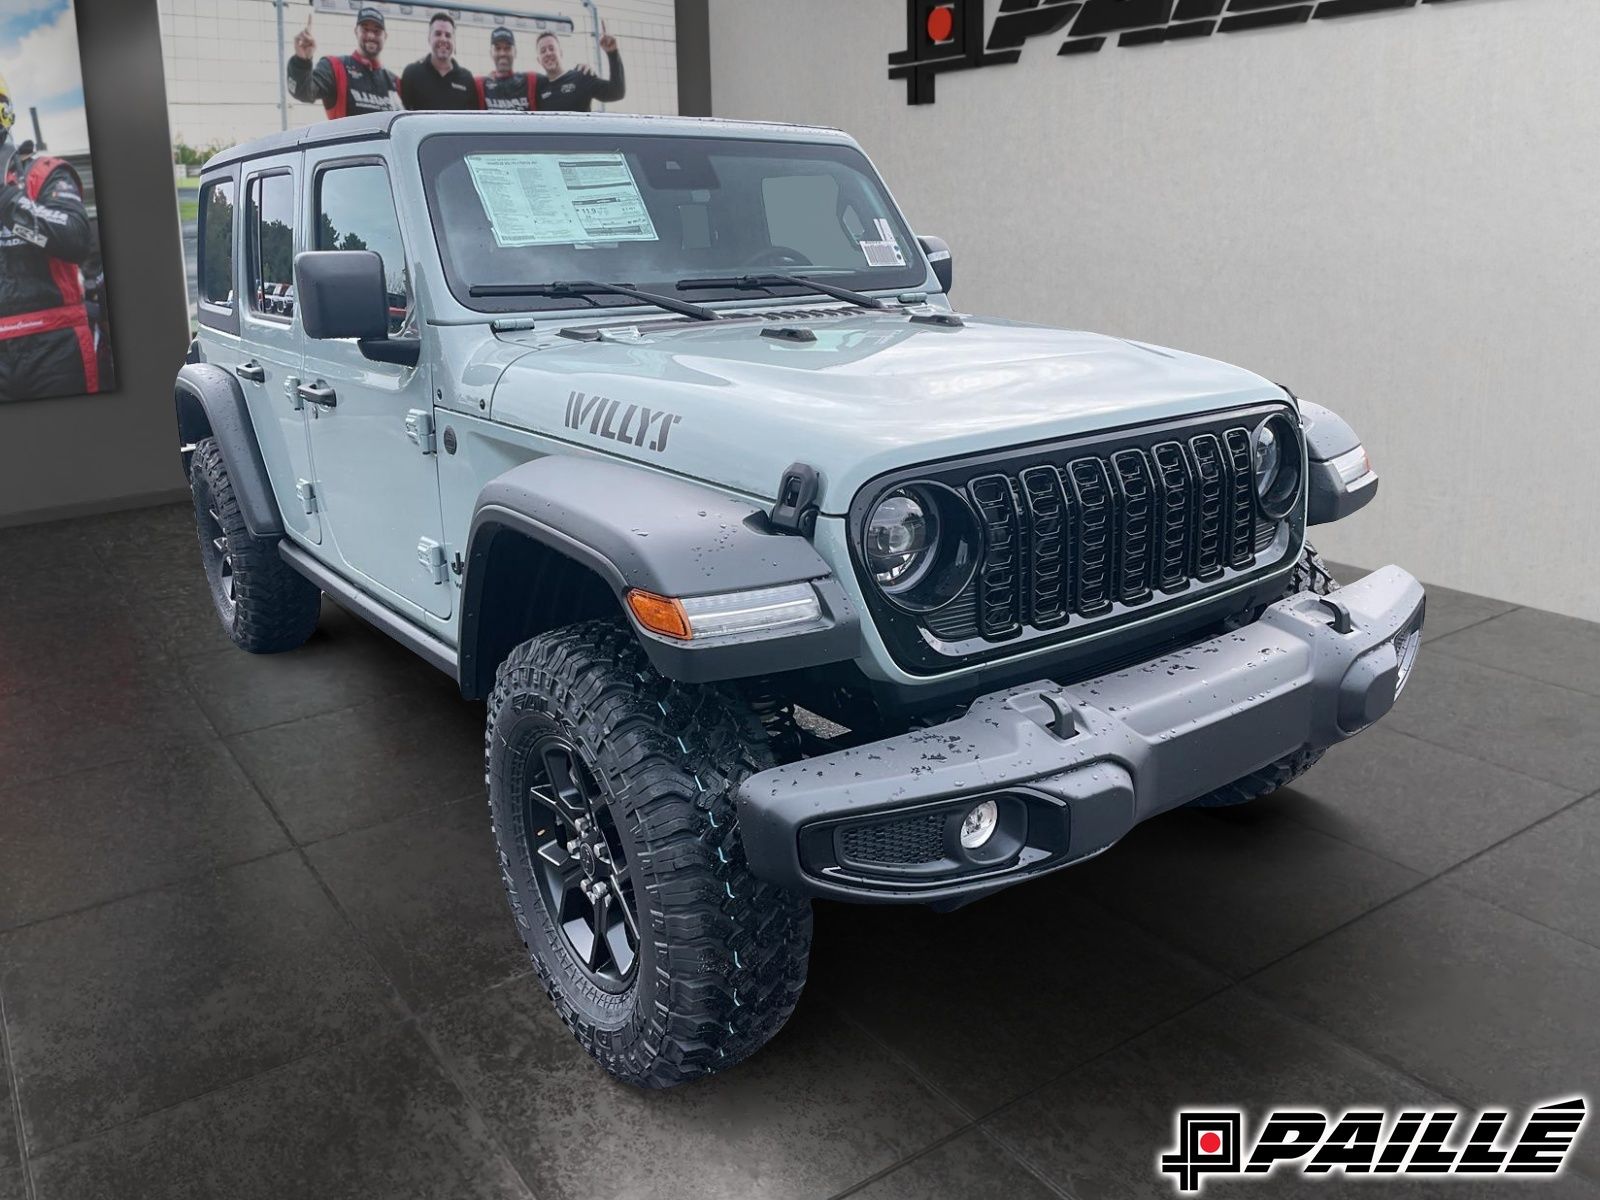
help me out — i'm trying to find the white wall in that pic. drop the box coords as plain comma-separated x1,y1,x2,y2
709,0,1600,622
159,0,679,149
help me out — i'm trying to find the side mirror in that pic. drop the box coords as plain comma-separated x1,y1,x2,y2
295,249,421,367
918,235,953,295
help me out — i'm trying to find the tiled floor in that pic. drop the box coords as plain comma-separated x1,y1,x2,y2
1,506,1597,1199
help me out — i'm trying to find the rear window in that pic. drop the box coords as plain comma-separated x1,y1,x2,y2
198,179,235,307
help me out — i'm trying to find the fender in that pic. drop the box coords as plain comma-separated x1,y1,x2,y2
460,456,861,691
1301,400,1379,526
173,363,283,538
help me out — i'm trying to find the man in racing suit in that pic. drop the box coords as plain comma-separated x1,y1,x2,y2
287,6,402,120
476,26,540,112
535,27,625,112
0,76,100,400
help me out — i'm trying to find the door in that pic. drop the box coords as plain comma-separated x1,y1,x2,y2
235,161,320,544
300,155,450,620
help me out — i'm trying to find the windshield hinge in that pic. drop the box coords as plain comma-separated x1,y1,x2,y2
769,463,820,537
405,409,437,454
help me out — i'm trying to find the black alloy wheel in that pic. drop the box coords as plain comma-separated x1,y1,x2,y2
521,734,640,991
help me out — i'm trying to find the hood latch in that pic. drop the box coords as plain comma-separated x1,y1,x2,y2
769,462,820,537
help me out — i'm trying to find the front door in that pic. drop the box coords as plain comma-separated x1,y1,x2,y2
300,154,450,620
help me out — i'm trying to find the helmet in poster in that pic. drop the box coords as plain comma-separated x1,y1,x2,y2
0,72,14,136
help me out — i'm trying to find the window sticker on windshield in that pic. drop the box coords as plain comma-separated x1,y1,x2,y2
464,152,660,247
858,218,905,268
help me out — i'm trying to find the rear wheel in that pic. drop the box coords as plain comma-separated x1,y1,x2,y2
189,437,320,653
486,620,812,1087
1186,546,1337,808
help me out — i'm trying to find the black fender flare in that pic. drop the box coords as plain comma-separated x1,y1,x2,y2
174,363,283,538
1301,399,1379,526
459,456,861,692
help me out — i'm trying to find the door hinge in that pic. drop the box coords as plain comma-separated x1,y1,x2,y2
418,537,449,585
295,479,318,515
404,409,437,454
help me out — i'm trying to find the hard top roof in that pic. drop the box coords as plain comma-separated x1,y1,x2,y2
202,111,855,173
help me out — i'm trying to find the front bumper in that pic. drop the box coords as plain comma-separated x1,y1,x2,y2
736,566,1425,903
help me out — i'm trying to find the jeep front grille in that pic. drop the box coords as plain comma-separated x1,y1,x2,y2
851,406,1303,674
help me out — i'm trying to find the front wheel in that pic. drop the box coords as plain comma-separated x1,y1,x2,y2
485,621,812,1087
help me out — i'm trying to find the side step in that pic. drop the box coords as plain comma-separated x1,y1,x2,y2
278,541,459,681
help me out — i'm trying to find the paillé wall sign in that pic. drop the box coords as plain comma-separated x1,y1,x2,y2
890,0,1483,104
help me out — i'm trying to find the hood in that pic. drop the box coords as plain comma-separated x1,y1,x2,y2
488,309,1285,513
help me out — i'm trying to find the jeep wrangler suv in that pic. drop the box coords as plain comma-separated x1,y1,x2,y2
175,112,1423,1086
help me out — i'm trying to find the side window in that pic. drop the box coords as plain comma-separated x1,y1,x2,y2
316,163,411,337
198,179,235,307
246,173,296,319
761,174,856,264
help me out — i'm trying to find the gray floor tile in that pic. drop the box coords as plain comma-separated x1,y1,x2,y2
0,742,289,931
425,983,963,1200
229,688,484,844
1283,726,1578,876
1059,801,1423,977
0,1033,17,1171
0,852,402,1151
986,988,1599,1199
0,666,217,791
848,1130,1057,1200
1252,883,1600,1176
1416,585,1519,644
176,606,443,737
1385,652,1600,793
0,595,164,697
28,1024,532,1200
306,799,528,1012
811,885,1228,1115
1449,794,1600,950
0,1169,22,1200
1431,607,1600,699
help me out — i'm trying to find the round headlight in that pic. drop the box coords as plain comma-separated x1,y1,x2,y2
866,491,938,590
1252,414,1301,520
861,482,981,613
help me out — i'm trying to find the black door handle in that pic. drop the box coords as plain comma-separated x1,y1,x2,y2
297,381,337,408
235,361,266,383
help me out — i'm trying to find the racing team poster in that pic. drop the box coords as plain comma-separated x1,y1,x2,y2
0,0,116,402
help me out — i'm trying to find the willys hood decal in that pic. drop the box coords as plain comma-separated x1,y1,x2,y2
488,310,1285,513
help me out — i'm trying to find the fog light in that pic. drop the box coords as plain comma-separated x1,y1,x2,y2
959,800,998,849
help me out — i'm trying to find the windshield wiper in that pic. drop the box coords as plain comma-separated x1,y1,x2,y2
675,273,891,310
467,280,719,322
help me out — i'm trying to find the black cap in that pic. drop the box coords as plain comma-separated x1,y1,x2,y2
490,25,515,44
355,6,386,29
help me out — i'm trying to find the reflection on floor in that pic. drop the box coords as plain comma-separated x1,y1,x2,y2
1,505,1597,1199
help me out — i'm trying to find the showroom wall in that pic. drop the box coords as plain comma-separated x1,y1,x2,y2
0,0,192,527
708,0,1600,623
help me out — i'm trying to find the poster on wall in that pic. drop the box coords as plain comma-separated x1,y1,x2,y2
159,0,681,324
0,0,115,401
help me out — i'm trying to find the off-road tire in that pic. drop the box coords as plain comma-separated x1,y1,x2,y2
189,437,320,653
1186,546,1337,808
486,620,812,1087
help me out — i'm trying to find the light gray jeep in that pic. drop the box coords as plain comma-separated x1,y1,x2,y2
175,111,1423,1086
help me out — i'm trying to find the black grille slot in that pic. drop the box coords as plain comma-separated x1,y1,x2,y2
1254,518,1279,554
1151,442,1192,594
1222,428,1257,569
1187,434,1228,581
1066,457,1115,616
839,813,946,866
1110,449,1156,605
968,475,1022,638
1019,466,1071,628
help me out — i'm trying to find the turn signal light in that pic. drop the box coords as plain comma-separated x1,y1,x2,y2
626,590,692,640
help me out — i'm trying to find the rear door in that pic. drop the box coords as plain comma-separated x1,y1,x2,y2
235,158,320,544
299,153,450,620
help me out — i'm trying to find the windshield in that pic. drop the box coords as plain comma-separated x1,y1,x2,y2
419,133,927,313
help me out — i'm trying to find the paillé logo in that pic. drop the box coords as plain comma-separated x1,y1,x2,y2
889,0,1482,105
1159,1098,1588,1194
